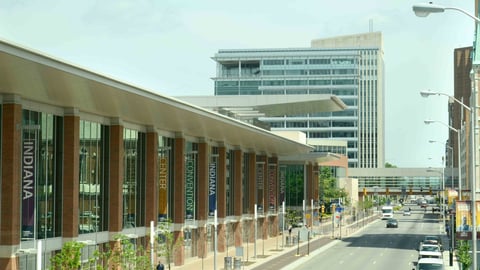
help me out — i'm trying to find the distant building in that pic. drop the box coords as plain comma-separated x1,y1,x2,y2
211,32,385,168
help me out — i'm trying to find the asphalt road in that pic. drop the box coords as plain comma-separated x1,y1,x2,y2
289,206,444,270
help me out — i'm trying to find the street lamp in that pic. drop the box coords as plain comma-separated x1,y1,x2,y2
412,3,480,23
427,168,445,225
415,3,479,267
424,119,462,199
428,140,454,189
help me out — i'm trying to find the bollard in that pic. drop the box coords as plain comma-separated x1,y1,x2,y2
224,256,233,270
233,257,242,270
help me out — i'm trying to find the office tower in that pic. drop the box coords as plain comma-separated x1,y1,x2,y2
212,32,385,168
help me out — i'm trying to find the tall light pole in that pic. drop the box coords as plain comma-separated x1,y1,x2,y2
427,168,445,228
429,140,454,189
424,119,462,199
414,3,479,268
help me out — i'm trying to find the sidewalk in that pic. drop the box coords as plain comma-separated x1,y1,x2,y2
171,216,376,270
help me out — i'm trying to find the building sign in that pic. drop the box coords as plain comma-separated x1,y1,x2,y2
185,156,195,220
208,163,217,216
268,165,276,210
158,157,168,219
22,139,36,239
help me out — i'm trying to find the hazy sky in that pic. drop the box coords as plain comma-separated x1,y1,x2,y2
0,0,475,168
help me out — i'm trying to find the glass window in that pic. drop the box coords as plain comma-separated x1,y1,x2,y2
262,70,284,76
285,70,307,75
79,120,107,234
286,80,308,86
309,80,330,85
123,128,146,228
287,59,305,65
309,59,330,65
22,110,63,240
263,80,284,86
309,69,330,75
263,59,284,65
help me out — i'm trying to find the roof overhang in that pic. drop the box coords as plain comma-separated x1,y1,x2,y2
177,95,347,117
0,39,312,156
278,152,342,164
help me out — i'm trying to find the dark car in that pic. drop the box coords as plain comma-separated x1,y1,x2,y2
386,218,398,228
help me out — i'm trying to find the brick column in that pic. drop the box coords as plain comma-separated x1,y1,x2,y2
306,163,314,227
173,136,185,266
268,157,278,237
197,141,208,258
313,164,319,201
232,149,243,247
109,124,124,233
217,146,227,252
145,130,158,235
63,112,80,239
260,156,268,240
0,102,22,269
247,152,256,242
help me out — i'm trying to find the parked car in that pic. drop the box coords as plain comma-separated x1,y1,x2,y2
419,235,443,251
418,244,442,260
413,257,444,270
386,218,398,228
403,209,411,216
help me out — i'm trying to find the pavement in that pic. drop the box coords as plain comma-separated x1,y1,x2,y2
169,213,460,270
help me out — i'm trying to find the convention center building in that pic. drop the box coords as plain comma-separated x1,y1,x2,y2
0,39,347,269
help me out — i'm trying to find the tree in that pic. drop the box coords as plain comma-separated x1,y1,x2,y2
320,167,348,206
49,241,85,269
156,219,183,270
457,240,472,270
385,162,397,168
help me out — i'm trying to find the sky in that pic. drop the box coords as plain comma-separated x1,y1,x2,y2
0,0,475,168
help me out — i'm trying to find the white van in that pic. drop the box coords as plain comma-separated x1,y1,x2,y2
381,205,394,220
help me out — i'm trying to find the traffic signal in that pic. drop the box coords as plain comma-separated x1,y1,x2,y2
363,187,367,196
409,188,412,195
386,188,389,195
321,205,325,213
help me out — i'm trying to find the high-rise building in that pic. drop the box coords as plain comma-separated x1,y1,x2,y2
212,32,385,168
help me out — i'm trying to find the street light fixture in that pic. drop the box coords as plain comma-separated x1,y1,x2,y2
412,3,480,22
415,3,479,267
429,140,454,189
424,119,462,199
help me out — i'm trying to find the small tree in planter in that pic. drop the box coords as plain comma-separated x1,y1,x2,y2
49,241,85,269
95,234,151,269
156,219,183,270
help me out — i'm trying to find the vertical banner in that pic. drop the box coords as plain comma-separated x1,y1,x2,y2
456,201,472,240
279,166,286,203
256,163,264,212
158,157,168,220
185,156,195,220
22,138,36,239
268,165,276,211
208,163,217,216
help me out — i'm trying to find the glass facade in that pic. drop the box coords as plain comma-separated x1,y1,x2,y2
284,164,304,207
21,110,63,240
79,120,108,234
122,128,146,229
213,45,384,169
